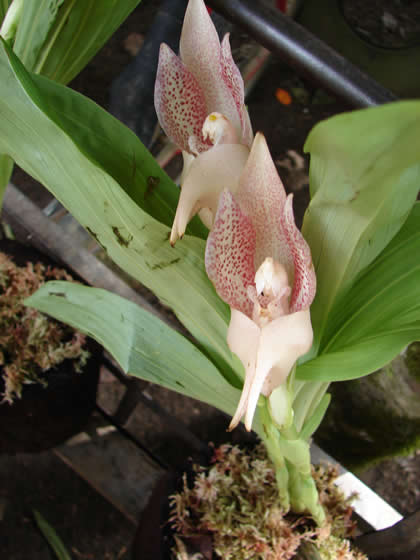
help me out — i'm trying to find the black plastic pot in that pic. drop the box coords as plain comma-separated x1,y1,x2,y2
0,239,101,454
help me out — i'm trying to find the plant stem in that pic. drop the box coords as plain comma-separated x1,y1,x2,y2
259,397,326,525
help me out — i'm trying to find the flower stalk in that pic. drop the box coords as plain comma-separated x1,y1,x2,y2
259,398,326,526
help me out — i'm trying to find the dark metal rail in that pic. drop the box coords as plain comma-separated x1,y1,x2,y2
208,0,397,108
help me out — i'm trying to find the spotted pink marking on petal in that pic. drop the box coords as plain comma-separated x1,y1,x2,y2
205,190,256,318
180,0,241,135
236,134,293,276
180,0,221,82
154,44,209,154
241,105,254,148
282,194,316,312
220,34,252,145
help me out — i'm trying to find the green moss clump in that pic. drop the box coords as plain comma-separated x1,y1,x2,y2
169,444,367,560
0,252,90,403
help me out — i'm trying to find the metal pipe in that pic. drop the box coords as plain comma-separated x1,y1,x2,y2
208,0,397,108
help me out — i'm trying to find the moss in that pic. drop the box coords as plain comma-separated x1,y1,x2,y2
316,354,420,471
169,444,366,560
0,252,90,403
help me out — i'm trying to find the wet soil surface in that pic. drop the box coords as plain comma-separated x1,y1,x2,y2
2,0,420,558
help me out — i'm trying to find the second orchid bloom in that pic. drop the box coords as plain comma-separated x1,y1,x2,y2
154,0,253,244
155,0,316,431
206,134,316,430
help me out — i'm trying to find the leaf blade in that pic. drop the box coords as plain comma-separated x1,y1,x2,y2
13,0,65,70
0,39,241,387
303,102,420,354
297,203,420,382
33,510,72,560
33,0,141,84
26,282,242,416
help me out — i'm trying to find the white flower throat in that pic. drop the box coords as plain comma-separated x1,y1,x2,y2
249,258,291,326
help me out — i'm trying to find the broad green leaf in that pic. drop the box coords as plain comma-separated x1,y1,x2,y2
13,0,65,70
0,1,147,211
0,39,241,388
32,0,141,83
2,36,206,236
296,327,420,382
26,282,242,416
303,101,420,354
33,510,72,560
297,203,420,382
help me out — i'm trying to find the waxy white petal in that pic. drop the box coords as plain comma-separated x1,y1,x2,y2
170,145,249,245
227,308,313,431
227,309,260,431
259,309,313,396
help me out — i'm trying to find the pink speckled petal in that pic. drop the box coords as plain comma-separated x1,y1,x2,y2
154,44,209,153
205,189,256,318
180,0,241,135
220,34,252,146
282,195,316,312
236,133,293,275
170,144,249,244
241,105,254,148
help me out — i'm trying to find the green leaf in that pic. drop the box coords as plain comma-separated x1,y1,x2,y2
297,203,420,382
32,0,142,84
302,101,420,354
299,393,330,441
13,0,65,70
0,0,13,27
2,35,206,236
0,38,240,388
26,282,242,416
0,152,13,203
33,509,72,560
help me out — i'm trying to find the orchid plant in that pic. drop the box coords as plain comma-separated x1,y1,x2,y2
0,0,419,532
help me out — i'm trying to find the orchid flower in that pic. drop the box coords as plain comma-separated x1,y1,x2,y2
205,134,316,431
154,0,253,244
